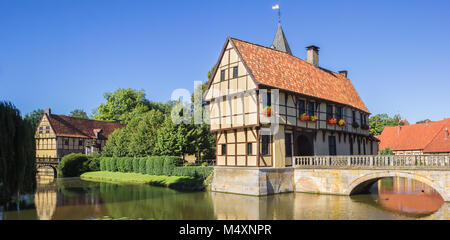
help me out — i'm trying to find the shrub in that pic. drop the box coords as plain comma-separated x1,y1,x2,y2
380,147,394,155
98,156,211,179
163,156,179,176
146,157,155,175
110,157,118,172
153,157,165,175
172,166,213,180
86,154,101,172
139,157,147,174
132,158,140,173
100,157,106,171
123,157,133,172
116,158,124,172
58,153,89,177
105,157,112,171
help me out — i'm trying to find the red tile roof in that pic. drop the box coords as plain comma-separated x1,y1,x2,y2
47,114,125,139
230,38,370,113
377,118,450,153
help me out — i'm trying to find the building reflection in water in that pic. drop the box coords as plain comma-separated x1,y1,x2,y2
34,176,58,220
8,175,448,220
375,177,445,217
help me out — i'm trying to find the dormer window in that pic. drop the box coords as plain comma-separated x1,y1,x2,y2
266,90,271,107
220,70,225,81
232,67,238,78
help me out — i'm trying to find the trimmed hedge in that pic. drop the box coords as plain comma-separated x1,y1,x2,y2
171,166,214,179
98,156,213,179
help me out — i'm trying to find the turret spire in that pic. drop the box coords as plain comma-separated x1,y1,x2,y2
270,23,292,55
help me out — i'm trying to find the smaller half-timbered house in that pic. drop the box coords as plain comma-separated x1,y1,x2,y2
35,108,125,160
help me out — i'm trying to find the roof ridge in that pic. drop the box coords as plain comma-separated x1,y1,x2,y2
50,114,89,137
230,37,347,80
54,114,123,125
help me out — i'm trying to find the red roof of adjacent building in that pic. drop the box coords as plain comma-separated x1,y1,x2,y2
377,119,450,153
230,38,370,113
46,114,125,139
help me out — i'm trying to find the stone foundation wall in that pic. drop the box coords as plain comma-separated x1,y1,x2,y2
211,167,293,196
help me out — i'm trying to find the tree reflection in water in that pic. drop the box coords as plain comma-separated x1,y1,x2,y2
1,176,448,220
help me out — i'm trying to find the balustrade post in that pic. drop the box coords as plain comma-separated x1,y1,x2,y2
347,157,351,166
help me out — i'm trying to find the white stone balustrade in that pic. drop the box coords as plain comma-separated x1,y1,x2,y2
294,155,450,169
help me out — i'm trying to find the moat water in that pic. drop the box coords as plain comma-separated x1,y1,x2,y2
0,175,448,220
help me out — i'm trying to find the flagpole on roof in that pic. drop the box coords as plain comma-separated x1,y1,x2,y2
272,4,280,23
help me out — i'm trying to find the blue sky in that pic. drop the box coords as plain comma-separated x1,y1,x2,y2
0,0,449,123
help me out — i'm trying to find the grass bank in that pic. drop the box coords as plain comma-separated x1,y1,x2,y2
80,171,206,191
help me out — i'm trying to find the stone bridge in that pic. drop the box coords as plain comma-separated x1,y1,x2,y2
294,155,450,202
36,158,60,178
212,155,450,202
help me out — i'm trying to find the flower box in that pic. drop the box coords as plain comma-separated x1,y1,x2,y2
299,113,310,121
338,119,346,127
361,124,369,130
263,106,272,117
352,122,360,129
327,118,337,125
310,116,318,123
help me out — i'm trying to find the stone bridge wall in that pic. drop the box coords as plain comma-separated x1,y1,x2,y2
294,168,450,201
212,166,450,202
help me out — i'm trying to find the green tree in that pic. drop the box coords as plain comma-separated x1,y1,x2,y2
155,118,192,159
0,102,36,199
379,147,394,155
369,114,403,136
128,110,166,157
416,119,431,124
93,88,165,124
69,109,89,119
24,109,44,132
101,127,131,157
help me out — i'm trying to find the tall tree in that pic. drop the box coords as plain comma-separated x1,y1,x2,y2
93,88,164,124
101,127,130,157
369,113,403,136
154,118,192,159
0,102,36,200
128,110,166,157
24,109,44,133
69,109,89,119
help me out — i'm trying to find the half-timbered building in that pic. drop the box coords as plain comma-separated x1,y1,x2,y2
35,108,125,161
204,24,379,168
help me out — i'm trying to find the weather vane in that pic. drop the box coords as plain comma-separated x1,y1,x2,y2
272,4,280,23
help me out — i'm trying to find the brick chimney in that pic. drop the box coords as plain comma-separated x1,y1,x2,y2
339,70,348,78
306,45,319,67
45,108,51,115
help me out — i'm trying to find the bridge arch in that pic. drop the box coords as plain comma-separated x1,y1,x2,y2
346,171,446,201
37,164,58,178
